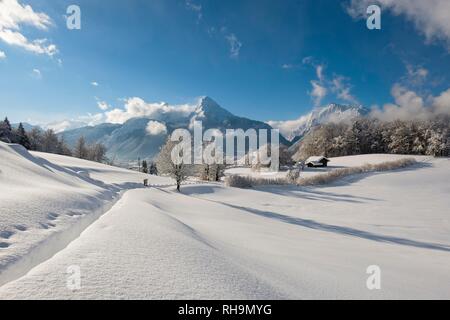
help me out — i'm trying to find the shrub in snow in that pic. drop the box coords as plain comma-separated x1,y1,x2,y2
225,175,253,188
225,175,287,188
286,168,301,184
226,158,417,189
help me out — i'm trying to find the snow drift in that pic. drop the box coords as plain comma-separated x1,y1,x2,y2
0,142,171,286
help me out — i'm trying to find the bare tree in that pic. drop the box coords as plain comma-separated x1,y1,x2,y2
198,163,225,181
88,143,107,162
28,128,44,151
42,129,59,153
74,136,88,159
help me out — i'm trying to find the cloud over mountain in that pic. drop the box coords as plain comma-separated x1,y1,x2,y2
370,84,450,121
146,121,167,136
105,97,196,125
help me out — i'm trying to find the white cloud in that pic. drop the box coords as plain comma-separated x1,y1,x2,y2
146,120,168,136
346,0,450,51
186,0,202,23
0,50,5,59
303,57,358,106
316,65,325,82
0,0,57,56
45,113,106,133
225,33,242,58
432,88,450,115
105,97,196,124
45,120,86,133
331,75,359,105
267,116,311,141
0,0,52,30
402,64,429,87
97,101,110,111
310,80,327,107
91,81,99,87
79,113,106,126
371,84,450,121
32,68,41,79
43,97,198,133
281,64,294,69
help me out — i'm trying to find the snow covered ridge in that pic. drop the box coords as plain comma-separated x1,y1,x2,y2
0,142,172,286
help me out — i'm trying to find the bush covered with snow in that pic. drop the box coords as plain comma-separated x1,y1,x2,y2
226,158,417,188
297,158,417,186
286,168,301,184
225,175,287,188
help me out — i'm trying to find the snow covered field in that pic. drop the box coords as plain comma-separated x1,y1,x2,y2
225,154,431,180
1,142,449,299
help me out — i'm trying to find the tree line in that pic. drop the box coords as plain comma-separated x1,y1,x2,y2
295,115,450,161
0,117,107,163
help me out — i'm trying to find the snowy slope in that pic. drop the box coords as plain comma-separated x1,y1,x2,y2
0,142,172,286
0,153,449,299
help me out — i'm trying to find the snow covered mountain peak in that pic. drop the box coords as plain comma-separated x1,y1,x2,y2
268,103,369,141
195,96,233,119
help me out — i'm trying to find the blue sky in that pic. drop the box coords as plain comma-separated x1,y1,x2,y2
1,0,450,128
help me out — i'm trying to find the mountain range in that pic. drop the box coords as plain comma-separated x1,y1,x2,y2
59,97,368,162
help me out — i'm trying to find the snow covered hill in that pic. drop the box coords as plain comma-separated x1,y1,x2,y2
268,103,369,142
0,145,449,299
0,142,172,287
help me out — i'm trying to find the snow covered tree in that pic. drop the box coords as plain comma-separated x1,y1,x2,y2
426,131,447,156
0,117,13,143
149,162,158,175
293,115,449,159
14,123,31,149
388,122,412,154
156,139,188,192
142,160,148,174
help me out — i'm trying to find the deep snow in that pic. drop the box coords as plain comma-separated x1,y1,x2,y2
0,143,449,299
0,142,172,286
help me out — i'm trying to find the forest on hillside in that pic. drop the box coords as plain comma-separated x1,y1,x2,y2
294,116,450,161
0,117,107,163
